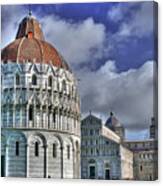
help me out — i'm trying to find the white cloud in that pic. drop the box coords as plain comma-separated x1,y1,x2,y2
78,60,155,137
40,15,106,67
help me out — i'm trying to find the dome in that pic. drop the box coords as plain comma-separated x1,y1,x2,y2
105,112,122,130
1,13,69,70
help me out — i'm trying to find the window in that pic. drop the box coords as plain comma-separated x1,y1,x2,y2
16,74,20,85
53,144,57,158
90,129,93,135
28,31,33,38
35,142,39,157
140,165,143,171
15,141,19,156
105,141,109,145
95,129,99,135
96,148,99,155
29,106,33,121
62,80,66,91
48,76,52,87
53,112,56,123
67,145,70,159
32,74,37,85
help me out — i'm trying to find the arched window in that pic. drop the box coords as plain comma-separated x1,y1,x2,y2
32,74,37,85
48,76,52,87
35,142,39,157
53,111,56,123
16,74,20,85
140,165,143,171
29,106,33,121
62,80,66,91
67,145,70,159
53,143,57,158
15,141,19,156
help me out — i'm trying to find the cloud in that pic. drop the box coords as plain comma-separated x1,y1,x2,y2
108,2,155,38
1,4,155,140
1,5,106,69
107,3,135,23
40,15,106,67
78,60,155,138
1,5,26,48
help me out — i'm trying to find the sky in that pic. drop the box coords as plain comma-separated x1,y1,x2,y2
1,2,157,140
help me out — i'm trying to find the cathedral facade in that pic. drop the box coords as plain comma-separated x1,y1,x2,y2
81,112,158,180
1,13,81,178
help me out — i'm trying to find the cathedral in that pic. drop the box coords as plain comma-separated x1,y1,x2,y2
81,112,158,180
1,12,81,178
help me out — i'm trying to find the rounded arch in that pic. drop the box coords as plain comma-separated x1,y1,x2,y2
47,134,63,147
7,132,27,145
6,132,27,177
28,132,47,147
88,159,96,164
52,134,64,148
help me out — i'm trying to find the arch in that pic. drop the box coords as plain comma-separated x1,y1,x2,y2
28,132,47,146
7,132,27,145
88,159,97,179
52,134,64,148
88,159,96,164
6,132,27,177
27,133,47,178
47,134,63,178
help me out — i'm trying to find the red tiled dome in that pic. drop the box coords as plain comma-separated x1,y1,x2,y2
1,14,69,70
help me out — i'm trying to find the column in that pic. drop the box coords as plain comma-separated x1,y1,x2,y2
6,104,9,127
44,144,48,178
40,106,43,128
13,105,16,128
26,144,29,177
60,146,64,178
72,148,75,178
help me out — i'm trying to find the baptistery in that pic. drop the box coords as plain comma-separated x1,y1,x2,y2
1,13,81,178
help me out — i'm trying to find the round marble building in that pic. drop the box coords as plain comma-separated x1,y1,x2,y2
1,13,81,178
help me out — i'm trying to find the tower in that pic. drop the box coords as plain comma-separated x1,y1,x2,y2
105,112,125,140
150,117,157,139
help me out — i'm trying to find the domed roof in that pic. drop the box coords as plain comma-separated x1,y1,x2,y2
105,112,122,130
1,13,69,70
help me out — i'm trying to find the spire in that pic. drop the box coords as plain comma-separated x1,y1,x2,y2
28,5,32,17
110,111,113,116
15,10,44,41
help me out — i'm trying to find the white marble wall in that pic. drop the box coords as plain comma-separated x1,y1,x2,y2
1,130,80,178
